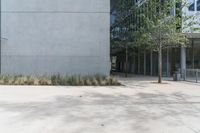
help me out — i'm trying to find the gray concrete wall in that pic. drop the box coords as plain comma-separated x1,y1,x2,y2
1,0,110,75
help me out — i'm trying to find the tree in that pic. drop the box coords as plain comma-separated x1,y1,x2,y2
134,0,200,83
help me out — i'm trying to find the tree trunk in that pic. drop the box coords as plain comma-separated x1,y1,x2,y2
158,25,162,83
158,44,162,83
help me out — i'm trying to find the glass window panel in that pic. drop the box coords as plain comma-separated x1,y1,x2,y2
197,0,200,11
188,0,195,11
194,41,200,68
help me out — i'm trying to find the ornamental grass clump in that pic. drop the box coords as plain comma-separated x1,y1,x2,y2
38,77,51,85
92,77,99,86
67,76,77,86
24,76,35,85
0,75,120,86
109,76,120,86
84,78,93,86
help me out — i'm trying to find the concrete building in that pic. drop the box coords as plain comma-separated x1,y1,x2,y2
1,0,110,75
111,0,200,77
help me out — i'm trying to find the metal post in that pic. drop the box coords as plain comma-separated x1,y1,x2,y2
158,45,162,83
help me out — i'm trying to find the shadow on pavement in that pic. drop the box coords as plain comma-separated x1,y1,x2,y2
0,91,200,132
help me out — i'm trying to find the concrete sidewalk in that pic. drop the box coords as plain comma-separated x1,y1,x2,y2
0,77,200,133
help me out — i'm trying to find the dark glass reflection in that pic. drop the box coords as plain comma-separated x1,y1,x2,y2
189,0,195,11
197,0,200,11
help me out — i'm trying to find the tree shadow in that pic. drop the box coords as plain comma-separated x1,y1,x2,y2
0,91,200,132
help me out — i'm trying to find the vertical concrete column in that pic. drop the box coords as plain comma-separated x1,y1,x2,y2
181,46,186,76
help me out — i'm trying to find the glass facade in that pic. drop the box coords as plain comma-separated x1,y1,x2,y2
186,40,200,69
188,0,200,11
189,0,195,11
197,0,200,11
111,0,200,76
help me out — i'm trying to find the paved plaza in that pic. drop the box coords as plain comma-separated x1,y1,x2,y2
0,76,200,133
